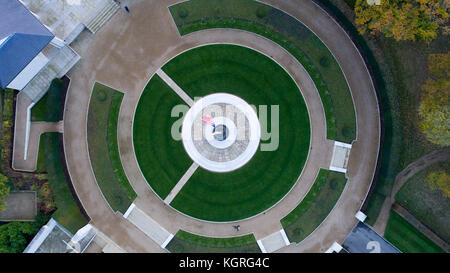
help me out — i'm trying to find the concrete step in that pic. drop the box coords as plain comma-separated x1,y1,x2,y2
64,23,85,45
91,3,120,33
54,46,80,78
22,46,80,102
87,4,115,32
85,1,119,33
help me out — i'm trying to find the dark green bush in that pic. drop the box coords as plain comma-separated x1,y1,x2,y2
293,228,303,238
97,91,107,101
330,179,338,190
256,7,268,19
342,126,351,138
178,9,188,19
319,56,330,67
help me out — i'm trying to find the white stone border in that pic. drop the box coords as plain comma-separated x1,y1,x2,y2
325,242,343,253
256,239,267,253
280,229,290,246
122,203,135,219
181,93,261,173
23,101,35,160
161,234,174,249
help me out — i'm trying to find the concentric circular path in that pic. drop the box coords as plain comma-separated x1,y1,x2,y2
63,0,380,253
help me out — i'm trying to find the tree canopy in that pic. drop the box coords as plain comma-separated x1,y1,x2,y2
425,170,450,198
355,0,449,42
0,173,10,211
0,213,52,253
418,53,450,146
0,222,35,253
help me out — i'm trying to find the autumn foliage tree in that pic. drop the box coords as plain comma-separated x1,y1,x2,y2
0,173,10,211
418,53,450,146
355,0,449,42
425,170,450,198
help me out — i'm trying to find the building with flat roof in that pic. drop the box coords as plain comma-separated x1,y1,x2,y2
0,0,54,91
0,0,119,102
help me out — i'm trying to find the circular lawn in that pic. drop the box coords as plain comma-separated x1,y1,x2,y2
133,44,311,221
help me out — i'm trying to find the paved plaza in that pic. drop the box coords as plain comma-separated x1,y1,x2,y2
60,0,380,253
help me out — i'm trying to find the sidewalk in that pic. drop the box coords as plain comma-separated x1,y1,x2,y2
12,92,63,172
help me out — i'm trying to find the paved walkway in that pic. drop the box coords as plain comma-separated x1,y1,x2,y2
156,69,194,106
270,0,380,252
12,92,63,172
372,147,450,235
257,229,290,253
118,28,333,240
329,141,352,173
164,163,199,205
125,204,174,248
63,0,380,252
0,191,36,221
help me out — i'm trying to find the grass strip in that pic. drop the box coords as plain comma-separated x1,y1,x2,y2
87,83,136,213
43,133,87,233
281,169,347,243
166,230,261,253
384,211,444,253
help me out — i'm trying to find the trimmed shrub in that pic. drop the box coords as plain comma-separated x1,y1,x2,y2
256,7,268,19
342,126,351,138
330,179,339,190
293,228,303,238
178,9,188,19
97,91,107,101
319,56,330,67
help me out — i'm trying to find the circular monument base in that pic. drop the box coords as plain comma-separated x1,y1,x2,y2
181,93,261,173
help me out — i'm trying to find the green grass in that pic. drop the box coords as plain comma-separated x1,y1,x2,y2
384,211,444,253
315,0,449,224
362,35,448,226
42,133,87,233
33,79,65,173
163,44,310,221
31,79,64,122
311,0,401,226
87,83,136,213
380,37,447,170
395,161,450,242
30,93,48,122
35,136,46,172
133,75,193,199
281,169,347,243
169,0,356,143
166,230,261,253
106,87,136,201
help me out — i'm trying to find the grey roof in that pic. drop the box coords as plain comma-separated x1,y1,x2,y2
34,224,73,253
342,221,401,253
0,0,54,88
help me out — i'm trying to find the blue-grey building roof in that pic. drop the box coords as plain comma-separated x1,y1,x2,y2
342,221,401,253
0,0,54,89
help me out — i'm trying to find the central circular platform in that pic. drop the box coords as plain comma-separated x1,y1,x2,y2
182,93,261,173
